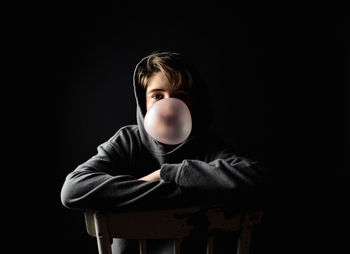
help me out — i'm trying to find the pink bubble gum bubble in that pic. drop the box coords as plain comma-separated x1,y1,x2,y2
144,98,192,145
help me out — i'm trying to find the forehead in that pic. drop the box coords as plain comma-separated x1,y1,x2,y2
146,72,189,93
147,72,170,91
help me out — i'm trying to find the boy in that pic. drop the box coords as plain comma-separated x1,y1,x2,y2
61,52,269,253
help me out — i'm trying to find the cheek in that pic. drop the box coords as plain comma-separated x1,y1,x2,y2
146,98,153,112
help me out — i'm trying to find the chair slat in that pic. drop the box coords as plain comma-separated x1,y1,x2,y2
84,207,262,254
139,240,147,254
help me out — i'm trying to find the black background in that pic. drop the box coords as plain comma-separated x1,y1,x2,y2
17,2,349,253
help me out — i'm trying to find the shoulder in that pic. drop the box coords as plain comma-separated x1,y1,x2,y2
104,125,142,153
108,125,140,144
184,130,236,161
110,125,139,138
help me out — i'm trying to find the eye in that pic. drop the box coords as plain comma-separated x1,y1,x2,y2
152,94,163,100
174,94,186,100
174,92,190,101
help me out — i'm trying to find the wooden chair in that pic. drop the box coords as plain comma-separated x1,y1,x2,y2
84,206,262,254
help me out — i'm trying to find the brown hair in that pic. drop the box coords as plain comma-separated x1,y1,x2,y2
137,52,193,90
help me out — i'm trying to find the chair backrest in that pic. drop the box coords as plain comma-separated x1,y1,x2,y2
84,206,262,254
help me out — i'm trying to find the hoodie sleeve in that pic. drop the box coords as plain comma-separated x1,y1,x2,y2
60,136,181,211
160,148,270,195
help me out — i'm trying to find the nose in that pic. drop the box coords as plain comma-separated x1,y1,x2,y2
160,114,177,126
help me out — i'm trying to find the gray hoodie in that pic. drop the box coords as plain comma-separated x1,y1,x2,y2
61,53,269,253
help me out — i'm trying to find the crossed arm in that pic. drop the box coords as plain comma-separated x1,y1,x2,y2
61,138,270,211
139,169,161,182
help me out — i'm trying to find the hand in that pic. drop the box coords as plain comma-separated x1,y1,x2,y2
139,169,161,182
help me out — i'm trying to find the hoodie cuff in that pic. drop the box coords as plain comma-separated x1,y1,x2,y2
160,163,183,183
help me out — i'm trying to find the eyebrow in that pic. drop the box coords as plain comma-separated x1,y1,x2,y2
147,89,165,94
147,88,188,94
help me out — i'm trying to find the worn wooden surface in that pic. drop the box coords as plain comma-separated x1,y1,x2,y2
84,207,262,254
86,206,245,239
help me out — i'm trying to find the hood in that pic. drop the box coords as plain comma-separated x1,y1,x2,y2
133,52,212,156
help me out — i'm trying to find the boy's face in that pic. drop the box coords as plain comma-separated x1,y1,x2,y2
146,72,192,111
